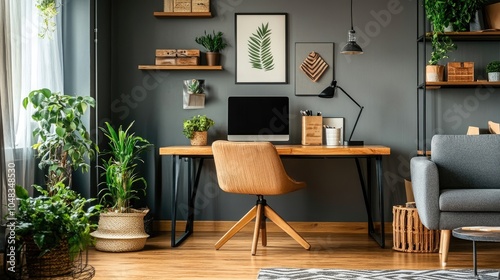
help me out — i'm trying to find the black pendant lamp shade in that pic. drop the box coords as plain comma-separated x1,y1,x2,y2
341,0,363,55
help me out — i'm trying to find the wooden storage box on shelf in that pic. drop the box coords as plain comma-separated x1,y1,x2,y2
301,116,323,145
192,0,210,12
155,57,176,66
176,57,199,66
392,204,440,253
177,49,200,57
447,62,474,82
156,49,177,57
174,0,191,12
164,0,174,12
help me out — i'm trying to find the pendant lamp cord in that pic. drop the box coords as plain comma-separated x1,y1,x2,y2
350,0,354,30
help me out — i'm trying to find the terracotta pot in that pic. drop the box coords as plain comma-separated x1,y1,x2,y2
190,131,208,146
206,52,220,66
426,65,445,82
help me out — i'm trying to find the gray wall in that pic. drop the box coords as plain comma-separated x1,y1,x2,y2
92,0,500,222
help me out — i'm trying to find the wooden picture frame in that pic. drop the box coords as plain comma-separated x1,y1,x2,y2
235,13,288,84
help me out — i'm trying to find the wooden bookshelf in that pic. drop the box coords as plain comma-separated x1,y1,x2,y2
153,12,212,17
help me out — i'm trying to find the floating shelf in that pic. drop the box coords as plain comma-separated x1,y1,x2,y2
420,81,500,89
419,31,500,41
138,65,223,71
153,12,212,17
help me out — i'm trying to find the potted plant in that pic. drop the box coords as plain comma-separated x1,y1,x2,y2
90,121,153,252
17,88,100,277
195,30,228,66
426,35,456,81
36,0,59,38
452,0,486,31
487,60,500,82
183,79,206,109
183,115,215,146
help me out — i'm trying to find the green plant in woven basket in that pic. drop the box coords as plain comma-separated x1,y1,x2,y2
182,115,215,139
15,183,100,260
98,121,152,213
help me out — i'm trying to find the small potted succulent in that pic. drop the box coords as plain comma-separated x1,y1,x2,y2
182,115,215,146
183,79,206,109
486,61,500,82
195,30,228,66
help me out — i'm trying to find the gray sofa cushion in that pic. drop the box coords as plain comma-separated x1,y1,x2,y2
440,189,500,211
432,135,500,190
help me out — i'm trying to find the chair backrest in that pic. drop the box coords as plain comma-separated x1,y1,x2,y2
431,135,500,189
212,140,306,195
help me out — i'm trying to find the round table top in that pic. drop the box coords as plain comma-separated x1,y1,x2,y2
453,227,500,242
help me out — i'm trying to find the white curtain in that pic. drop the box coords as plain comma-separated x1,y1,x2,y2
0,0,64,223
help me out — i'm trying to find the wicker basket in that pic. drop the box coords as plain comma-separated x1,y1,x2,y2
24,237,74,277
392,205,440,253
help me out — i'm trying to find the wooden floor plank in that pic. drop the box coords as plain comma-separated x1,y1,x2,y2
87,231,500,279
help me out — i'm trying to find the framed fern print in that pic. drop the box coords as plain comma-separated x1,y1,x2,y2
235,13,288,84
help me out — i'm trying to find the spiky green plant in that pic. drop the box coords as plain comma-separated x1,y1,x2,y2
195,30,228,52
248,22,275,71
99,122,152,213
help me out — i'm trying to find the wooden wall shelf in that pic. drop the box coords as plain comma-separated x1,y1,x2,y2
419,31,500,41
138,65,222,71
153,12,212,17
421,81,500,89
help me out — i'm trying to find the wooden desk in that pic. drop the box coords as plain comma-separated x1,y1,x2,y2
159,145,390,248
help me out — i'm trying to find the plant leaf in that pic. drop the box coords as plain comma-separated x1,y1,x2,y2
247,22,275,71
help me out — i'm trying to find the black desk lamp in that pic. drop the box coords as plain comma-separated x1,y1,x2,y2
319,80,364,146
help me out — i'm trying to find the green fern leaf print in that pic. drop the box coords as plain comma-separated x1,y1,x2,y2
247,22,275,71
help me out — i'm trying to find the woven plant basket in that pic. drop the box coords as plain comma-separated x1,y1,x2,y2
91,210,149,252
392,205,440,253
24,237,74,277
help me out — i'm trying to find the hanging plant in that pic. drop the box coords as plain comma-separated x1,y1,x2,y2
36,0,59,38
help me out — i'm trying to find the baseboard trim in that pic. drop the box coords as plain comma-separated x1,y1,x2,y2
153,220,393,233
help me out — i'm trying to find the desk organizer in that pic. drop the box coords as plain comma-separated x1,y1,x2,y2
301,116,323,145
392,205,440,253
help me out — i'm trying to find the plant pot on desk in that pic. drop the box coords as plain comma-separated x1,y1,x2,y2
206,52,220,66
190,131,208,146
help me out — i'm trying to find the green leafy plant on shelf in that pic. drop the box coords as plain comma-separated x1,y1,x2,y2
182,115,215,139
428,35,456,65
195,30,228,53
486,61,500,73
99,121,152,213
36,0,59,38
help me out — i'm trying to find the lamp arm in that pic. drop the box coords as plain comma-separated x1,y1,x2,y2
336,85,364,142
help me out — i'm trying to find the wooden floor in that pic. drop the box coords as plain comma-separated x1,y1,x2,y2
87,229,500,279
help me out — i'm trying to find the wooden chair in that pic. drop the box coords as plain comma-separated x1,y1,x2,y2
211,140,311,255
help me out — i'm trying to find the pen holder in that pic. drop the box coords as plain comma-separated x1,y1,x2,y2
325,127,341,146
301,116,323,145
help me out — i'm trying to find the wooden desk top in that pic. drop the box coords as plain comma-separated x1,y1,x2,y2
159,145,390,156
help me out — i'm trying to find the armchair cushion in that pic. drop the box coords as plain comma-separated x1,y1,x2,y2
440,189,500,212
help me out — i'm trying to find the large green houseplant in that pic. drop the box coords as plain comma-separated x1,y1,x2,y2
195,30,228,66
90,121,152,252
17,88,99,277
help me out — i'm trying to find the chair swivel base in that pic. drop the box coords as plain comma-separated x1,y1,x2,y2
215,195,311,255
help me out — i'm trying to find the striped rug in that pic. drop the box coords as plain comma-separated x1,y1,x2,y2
258,268,500,279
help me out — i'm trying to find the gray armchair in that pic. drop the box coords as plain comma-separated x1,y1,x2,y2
410,135,500,266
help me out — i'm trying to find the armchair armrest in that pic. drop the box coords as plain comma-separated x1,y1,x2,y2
410,156,440,229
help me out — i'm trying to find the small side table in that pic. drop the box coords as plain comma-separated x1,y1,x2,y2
452,227,500,279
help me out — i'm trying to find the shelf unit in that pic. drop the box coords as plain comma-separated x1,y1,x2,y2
416,0,500,155
153,12,212,17
138,65,222,70
139,10,218,71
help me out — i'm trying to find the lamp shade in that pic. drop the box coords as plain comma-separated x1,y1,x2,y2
341,30,363,55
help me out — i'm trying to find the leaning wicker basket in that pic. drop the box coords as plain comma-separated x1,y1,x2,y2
392,205,440,253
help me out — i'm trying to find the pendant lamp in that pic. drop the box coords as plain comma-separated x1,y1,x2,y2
341,0,363,55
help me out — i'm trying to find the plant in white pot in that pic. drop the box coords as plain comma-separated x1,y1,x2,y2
91,121,153,252
195,30,228,66
183,115,215,146
487,61,500,82
16,88,100,278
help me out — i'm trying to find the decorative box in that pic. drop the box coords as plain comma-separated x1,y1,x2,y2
447,62,474,82
192,0,210,12
155,57,176,65
156,49,177,57
164,0,174,12
177,49,200,57
174,0,191,12
176,57,199,66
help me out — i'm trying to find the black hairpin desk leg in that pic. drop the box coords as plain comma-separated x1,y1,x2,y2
171,156,204,247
